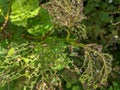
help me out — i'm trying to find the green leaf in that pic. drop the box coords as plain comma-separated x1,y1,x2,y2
27,8,53,36
99,12,111,23
7,48,15,56
0,0,9,24
72,85,81,90
22,57,30,63
62,69,78,85
66,83,72,88
0,0,9,15
99,2,108,9
10,0,40,27
0,16,4,23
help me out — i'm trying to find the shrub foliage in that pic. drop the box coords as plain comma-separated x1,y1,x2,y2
0,0,114,90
